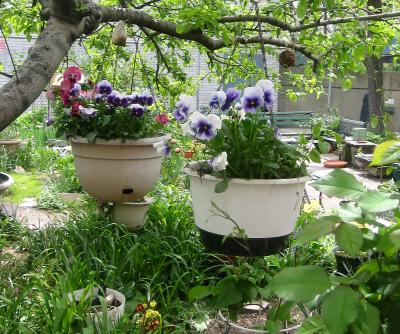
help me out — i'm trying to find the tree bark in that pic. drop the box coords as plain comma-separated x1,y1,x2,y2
0,17,83,131
366,0,384,134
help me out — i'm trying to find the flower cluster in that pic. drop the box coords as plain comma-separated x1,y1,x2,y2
173,80,276,174
52,67,169,141
134,300,161,332
173,79,309,180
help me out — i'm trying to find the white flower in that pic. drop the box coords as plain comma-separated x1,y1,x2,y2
181,120,195,136
79,106,97,117
153,141,170,156
256,79,274,92
211,152,228,172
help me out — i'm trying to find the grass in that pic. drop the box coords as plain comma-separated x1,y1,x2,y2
2,173,45,204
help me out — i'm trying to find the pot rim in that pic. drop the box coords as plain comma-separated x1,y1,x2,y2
113,196,154,206
0,172,14,191
71,133,171,146
184,162,311,185
0,139,22,144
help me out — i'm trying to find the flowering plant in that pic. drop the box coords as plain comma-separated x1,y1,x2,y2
51,67,169,142
133,300,161,333
173,80,311,183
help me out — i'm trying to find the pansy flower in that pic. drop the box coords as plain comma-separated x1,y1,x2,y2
63,66,82,82
221,87,241,112
139,92,154,106
79,106,97,117
155,113,169,124
256,79,275,109
153,141,171,156
240,86,264,113
131,104,145,117
173,95,195,122
211,151,228,171
97,80,113,95
190,112,222,140
209,91,227,109
69,83,81,97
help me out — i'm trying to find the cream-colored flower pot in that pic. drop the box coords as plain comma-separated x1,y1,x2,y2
0,139,21,154
185,164,310,256
0,172,14,194
71,135,169,202
70,287,125,332
112,197,154,231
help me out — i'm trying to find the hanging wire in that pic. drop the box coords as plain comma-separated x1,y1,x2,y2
130,34,141,93
0,25,19,82
253,1,275,126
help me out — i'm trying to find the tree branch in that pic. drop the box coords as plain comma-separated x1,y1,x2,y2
0,71,13,79
0,17,84,131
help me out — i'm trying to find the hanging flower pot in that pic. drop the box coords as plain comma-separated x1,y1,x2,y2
112,197,154,230
52,67,171,209
185,163,309,256
71,135,169,202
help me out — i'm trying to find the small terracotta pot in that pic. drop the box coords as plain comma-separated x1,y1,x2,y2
323,160,348,168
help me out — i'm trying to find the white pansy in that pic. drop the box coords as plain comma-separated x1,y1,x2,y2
256,79,274,92
212,152,228,172
181,120,195,136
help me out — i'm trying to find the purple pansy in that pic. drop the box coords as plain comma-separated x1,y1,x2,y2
97,80,113,95
190,112,222,140
120,94,129,107
107,91,117,104
95,94,105,103
173,95,195,122
131,104,145,117
128,93,139,104
256,79,275,108
153,141,171,157
139,92,154,106
240,86,264,113
45,118,54,126
221,87,241,111
69,83,81,97
209,91,227,109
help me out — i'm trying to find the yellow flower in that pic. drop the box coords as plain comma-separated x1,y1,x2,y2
303,200,320,214
150,300,157,308
145,309,160,319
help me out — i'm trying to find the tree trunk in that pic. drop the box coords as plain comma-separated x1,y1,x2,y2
0,17,82,131
366,55,384,133
366,0,384,134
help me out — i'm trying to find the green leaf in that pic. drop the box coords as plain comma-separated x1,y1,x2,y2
269,266,331,302
188,286,212,302
297,0,308,19
370,140,400,166
310,148,321,163
318,140,331,154
358,191,399,213
322,287,360,334
370,115,379,129
325,0,334,10
350,300,380,334
86,132,97,144
342,78,353,91
335,223,363,256
312,169,365,200
265,320,283,334
337,203,363,222
334,133,343,145
215,179,229,193
297,315,327,333
389,229,400,248
295,216,339,245
312,122,322,138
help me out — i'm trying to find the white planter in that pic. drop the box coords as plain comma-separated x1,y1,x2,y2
71,134,169,202
185,164,309,256
70,287,125,331
112,197,154,231
0,173,14,194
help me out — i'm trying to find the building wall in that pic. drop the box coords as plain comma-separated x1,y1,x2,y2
278,66,400,130
0,35,280,112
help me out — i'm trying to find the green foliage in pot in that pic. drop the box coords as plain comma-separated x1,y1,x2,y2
52,67,170,142
174,81,318,188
